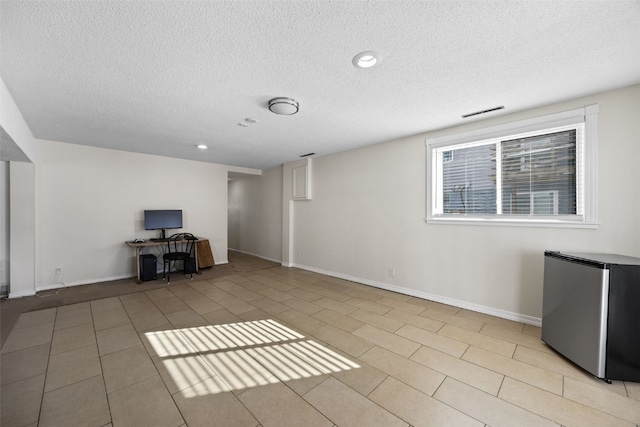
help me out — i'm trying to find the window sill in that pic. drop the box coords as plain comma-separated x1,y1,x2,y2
425,216,599,229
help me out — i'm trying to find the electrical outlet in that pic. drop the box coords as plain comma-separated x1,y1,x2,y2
389,268,395,277
56,266,63,274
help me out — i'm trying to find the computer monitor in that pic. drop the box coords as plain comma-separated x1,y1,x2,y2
144,209,183,239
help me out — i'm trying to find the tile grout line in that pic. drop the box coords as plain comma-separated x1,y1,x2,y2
117,293,187,426
91,300,114,426
98,301,144,404
430,375,489,426
6,264,640,426
36,307,58,426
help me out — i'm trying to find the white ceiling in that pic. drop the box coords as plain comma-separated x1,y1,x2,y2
2,1,639,170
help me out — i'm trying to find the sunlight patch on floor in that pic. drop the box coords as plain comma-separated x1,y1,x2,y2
144,319,360,397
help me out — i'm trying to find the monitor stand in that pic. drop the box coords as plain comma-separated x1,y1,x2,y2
151,229,167,242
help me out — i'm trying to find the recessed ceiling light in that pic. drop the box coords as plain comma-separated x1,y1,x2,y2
352,51,380,69
268,97,299,115
238,122,249,127
196,144,208,149
245,118,257,123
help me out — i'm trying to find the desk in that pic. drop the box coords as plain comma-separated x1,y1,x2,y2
126,237,208,283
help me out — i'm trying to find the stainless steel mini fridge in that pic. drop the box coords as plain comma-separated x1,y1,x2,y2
542,251,640,382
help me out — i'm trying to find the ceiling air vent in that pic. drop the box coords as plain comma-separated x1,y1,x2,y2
299,152,315,158
462,105,504,119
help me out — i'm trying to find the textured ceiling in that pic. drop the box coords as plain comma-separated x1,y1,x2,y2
1,1,639,170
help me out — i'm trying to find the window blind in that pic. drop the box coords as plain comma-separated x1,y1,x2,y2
441,144,496,214
426,105,597,226
437,128,579,216
501,129,577,215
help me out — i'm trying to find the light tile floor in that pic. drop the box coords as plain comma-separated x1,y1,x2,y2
2,267,639,427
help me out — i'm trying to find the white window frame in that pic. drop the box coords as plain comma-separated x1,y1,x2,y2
426,105,599,228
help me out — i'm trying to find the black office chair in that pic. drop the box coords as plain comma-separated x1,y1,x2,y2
163,233,197,283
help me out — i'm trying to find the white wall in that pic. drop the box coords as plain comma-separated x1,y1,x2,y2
228,165,283,262
281,158,312,266
1,76,39,297
34,139,231,290
288,84,640,324
9,162,36,297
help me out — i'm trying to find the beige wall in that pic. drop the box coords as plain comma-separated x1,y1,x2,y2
292,84,640,323
15,84,640,321
33,139,231,291
232,84,640,324
228,166,283,262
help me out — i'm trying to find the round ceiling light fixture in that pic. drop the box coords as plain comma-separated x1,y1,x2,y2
268,97,299,115
196,144,208,149
352,51,380,69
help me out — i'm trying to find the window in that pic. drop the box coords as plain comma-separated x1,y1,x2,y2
426,105,598,227
513,190,559,215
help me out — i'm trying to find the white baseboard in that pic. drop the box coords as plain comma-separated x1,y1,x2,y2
291,262,542,327
31,261,231,295
35,274,134,293
229,248,281,265
9,289,37,299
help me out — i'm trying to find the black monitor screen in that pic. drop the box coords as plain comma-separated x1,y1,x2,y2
144,210,183,230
